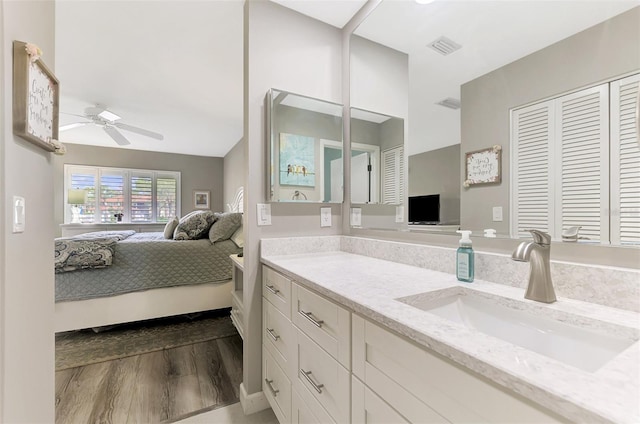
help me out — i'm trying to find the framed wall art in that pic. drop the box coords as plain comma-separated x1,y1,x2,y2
12,40,59,152
193,190,211,209
464,145,502,187
279,133,316,187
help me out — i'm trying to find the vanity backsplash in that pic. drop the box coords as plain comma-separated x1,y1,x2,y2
261,236,640,312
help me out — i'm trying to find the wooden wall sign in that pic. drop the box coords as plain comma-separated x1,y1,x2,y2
464,145,502,187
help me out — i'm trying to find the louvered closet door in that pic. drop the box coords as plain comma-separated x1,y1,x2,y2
382,146,404,204
511,101,554,238
554,84,609,243
611,74,640,245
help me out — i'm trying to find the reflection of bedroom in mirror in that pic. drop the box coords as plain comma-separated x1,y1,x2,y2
351,2,640,245
268,88,344,203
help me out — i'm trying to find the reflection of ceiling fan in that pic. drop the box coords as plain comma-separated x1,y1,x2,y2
59,105,164,146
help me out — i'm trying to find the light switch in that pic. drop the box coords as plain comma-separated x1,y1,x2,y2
395,205,404,223
13,196,25,233
492,206,503,222
257,203,271,226
320,207,332,227
350,208,362,227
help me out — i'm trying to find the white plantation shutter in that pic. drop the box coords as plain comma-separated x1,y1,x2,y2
611,74,640,245
64,165,180,224
100,171,125,223
130,173,153,222
382,146,404,204
554,84,609,243
511,100,554,238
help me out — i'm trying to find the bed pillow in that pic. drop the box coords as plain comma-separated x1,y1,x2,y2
173,210,217,240
230,225,244,248
163,216,179,239
209,212,242,243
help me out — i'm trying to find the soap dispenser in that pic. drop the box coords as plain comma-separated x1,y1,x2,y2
456,230,474,282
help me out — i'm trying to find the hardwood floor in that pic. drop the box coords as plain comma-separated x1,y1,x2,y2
56,336,243,424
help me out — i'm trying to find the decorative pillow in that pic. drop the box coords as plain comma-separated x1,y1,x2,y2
209,212,242,243
163,216,179,239
173,210,217,240
230,225,244,248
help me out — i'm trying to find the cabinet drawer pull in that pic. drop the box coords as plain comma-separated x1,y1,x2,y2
266,284,280,295
266,327,280,341
299,310,324,328
265,378,279,397
300,369,324,394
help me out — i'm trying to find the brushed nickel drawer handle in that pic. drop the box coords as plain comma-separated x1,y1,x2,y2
300,369,324,394
265,378,279,397
266,284,280,295
266,327,280,341
299,310,324,328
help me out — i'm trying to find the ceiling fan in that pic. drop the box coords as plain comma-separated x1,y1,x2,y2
59,105,164,146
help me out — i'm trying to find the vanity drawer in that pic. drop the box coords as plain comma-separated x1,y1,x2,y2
292,389,336,424
295,328,350,424
352,376,410,424
263,266,292,319
263,297,294,377
263,346,291,424
352,315,566,424
292,283,350,368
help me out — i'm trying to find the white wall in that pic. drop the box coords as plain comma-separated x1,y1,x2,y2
1,1,55,422
243,0,343,398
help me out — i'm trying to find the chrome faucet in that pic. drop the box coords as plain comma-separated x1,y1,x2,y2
511,230,556,303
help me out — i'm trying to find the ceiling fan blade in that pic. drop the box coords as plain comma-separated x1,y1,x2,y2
59,122,91,131
114,122,164,140
103,126,131,146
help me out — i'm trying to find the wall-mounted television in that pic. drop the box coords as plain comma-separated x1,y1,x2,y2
408,194,440,224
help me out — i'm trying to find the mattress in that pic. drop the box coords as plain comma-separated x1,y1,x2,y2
55,232,241,302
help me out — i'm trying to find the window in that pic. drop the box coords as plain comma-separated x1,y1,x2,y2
511,74,639,245
64,165,180,224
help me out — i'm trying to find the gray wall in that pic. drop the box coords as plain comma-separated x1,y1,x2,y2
461,7,640,234
409,144,460,225
224,138,244,212
1,1,55,421
52,144,224,236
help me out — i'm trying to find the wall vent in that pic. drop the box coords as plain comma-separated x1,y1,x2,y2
428,36,462,56
436,98,461,110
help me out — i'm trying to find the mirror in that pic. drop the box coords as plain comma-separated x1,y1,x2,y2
268,88,344,203
350,2,640,245
350,108,404,205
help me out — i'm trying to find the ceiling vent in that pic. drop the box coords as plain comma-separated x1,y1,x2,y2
428,36,462,56
436,97,461,110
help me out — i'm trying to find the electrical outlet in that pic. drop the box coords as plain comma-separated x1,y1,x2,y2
320,207,332,227
350,208,362,227
492,206,503,222
257,203,272,226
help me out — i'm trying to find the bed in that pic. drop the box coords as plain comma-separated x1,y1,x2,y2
55,220,242,332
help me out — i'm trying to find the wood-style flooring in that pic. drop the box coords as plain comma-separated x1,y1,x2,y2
55,335,243,424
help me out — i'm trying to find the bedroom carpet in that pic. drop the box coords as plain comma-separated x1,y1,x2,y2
55,309,238,371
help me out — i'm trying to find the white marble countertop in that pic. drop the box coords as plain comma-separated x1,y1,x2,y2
261,250,640,423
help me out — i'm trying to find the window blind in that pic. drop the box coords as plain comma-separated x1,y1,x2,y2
70,172,97,223
100,172,125,223
156,177,178,222
382,146,404,205
131,173,153,222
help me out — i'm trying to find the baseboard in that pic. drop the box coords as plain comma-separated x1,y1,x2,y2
239,383,270,415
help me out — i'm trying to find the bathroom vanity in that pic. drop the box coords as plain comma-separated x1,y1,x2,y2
260,236,640,424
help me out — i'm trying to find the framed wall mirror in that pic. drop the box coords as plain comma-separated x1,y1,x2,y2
267,88,344,203
350,1,640,246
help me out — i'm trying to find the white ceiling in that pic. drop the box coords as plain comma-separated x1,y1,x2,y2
55,0,244,157
354,1,639,155
54,0,638,158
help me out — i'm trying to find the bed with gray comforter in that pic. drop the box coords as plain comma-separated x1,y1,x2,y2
55,232,241,302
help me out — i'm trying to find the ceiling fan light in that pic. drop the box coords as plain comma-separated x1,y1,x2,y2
415,0,435,4
98,110,121,122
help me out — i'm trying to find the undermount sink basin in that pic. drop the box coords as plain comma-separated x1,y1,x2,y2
396,287,637,372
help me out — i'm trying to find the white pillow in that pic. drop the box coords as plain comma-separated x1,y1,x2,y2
230,226,244,248
163,216,179,239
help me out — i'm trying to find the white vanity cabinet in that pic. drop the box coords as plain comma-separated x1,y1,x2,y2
352,315,567,424
262,265,351,424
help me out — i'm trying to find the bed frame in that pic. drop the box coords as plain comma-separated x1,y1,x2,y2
55,280,233,333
